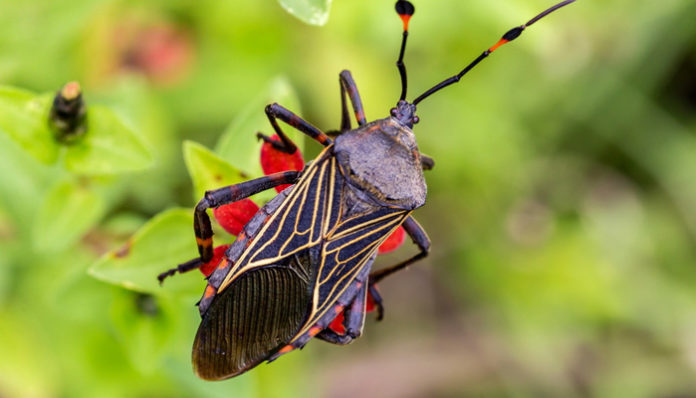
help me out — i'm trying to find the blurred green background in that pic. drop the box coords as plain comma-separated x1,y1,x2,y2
2,0,696,396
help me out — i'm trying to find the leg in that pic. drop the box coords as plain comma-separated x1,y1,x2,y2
369,216,430,283
257,103,332,153
343,281,368,338
368,284,384,321
195,171,301,262
316,329,352,345
420,154,435,170
368,216,431,319
316,281,369,345
338,70,367,132
157,257,203,284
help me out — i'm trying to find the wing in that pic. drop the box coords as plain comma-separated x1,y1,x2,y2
216,148,336,290
193,253,312,380
291,202,408,342
193,146,409,379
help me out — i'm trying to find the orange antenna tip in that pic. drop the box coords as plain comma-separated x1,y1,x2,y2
400,14,412,31
395,1,415,31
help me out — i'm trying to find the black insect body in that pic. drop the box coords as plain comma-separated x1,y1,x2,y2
193,116,428,379
49,81,87,143
159,0,577,380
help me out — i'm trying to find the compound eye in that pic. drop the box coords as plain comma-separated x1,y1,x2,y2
390,108,397,116
413,116,420,124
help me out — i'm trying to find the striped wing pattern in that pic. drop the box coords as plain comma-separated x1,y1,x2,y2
194,146,408,379
193,261,311,380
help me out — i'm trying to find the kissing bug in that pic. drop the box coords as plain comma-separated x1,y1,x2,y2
159,0,577,380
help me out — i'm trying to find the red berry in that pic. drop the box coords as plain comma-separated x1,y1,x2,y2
213,199,260,236
327,285,380,334
366,286,379,313
378,226,406,254
328,312,346,335
259,134,305,192
200,244,230,277
115,22,193,86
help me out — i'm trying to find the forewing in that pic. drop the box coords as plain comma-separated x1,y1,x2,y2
193,256,311,380
289,207,408,342
196,148,410,372
282,153,410,343
217,150,333,291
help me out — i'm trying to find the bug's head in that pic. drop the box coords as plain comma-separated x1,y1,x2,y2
390,100,418,128
391,0,577,123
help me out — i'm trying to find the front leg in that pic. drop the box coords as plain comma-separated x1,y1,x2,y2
194,171,301,262
157,257,205,283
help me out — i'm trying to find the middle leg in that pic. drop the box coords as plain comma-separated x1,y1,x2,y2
338,70,367,132
367,216,431,320
369,216,431,284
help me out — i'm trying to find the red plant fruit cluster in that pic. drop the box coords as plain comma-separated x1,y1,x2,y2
213,199,259,236
259,135,305,193
378,225,405,254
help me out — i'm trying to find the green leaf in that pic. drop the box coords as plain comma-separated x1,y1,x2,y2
0,238,10,301
215,76,304,177
0,311,57,398
63,105,153,175
89,208,201,297
0,85,153,176
183,141,247,201
277,0,332,26
32,179,106,252
0,86,58,163
99,77,182,213
109,290,178,375
0,127,52,226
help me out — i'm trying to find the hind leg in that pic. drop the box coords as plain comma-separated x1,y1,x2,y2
316,281,369,345
367,216,431,320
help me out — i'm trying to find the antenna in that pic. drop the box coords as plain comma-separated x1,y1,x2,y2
395,0,415,101
412,0,577,105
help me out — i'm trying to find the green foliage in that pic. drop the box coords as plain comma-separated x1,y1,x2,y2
184,141,246,201
90,208,199,296
2,0,696,397
216,77,304,177
0,87,152,174
0,87,56,163
32,179,106,252
62,106,152,175
277,0,332,26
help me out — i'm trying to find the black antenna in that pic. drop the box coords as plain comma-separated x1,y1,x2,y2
395,0,415,101
413,0,577,105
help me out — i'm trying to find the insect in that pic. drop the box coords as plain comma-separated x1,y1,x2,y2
159,0,577,380
49,81,87,143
